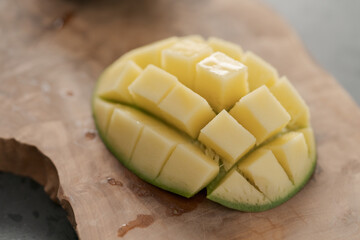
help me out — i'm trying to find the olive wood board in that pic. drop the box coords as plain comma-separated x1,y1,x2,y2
0,0,359,239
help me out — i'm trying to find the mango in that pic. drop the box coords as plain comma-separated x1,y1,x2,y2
92,36,316,212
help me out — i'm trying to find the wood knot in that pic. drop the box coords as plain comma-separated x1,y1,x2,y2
85,131,96,140
107,177,123,186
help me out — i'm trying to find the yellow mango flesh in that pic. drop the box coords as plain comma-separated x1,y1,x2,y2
98,60,142,104
161,39,213,88
107,107,144,162
93,98,115,135
297,128,316,160
129,64,215,138
209,169,270,206
195,52,249,112
199,110,256,170
128,64,178,115
155,144,219,197
93,36,316,211
120,37,178,68
264,132,310,185
130,126,177,181
238,149,293,202
230,86,290,145
208,37,244,61
104,104,219,194
158,84,216,138
270,77,310,128
95,60,127,97
243,51,278,91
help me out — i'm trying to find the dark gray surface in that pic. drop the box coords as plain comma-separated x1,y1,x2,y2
0,1,359,240
0,172,78,240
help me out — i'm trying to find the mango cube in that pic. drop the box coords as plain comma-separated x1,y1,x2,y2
195,52,249,112
270,76,310,128
161,39,213,88
238,149,293,202
297,128,316,160
93,98,115,135
121,37,178,68
158,84,216,138
107,107,144,162
230,86,290,145
155,144,219,197
209,169,270,206
199,110,256,170
264,132,309,185
95,60,126,97
130,127,177,181
98,61,142,103
128,65,178,114
243,51,278,91
208,37,243,61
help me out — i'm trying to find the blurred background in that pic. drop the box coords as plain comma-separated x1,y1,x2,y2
0,0,359,239
264,0,360,104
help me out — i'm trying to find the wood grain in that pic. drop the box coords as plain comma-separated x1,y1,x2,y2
1,0,359,239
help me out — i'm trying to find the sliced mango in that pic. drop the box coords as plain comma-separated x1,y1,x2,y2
107,107,144,162
230,86,290,145
199,110,255,170
130,126,177,181
128,64,178,115
93,36,316,211
161,39,213,88
159,84,216,138
237,149,293,202
98,60,142,103
243,51,278,91
270,76,310,128
207,169,271,211
264,132,309,185
195,52,249,112
297,127,316,160
93,98,115,136
207,37,243,61
155,143,219,197
120,37,178,68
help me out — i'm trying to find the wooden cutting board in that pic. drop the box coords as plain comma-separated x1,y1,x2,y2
1,0,359,239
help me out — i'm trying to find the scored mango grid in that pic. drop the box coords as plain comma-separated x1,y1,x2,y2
94,36,314,206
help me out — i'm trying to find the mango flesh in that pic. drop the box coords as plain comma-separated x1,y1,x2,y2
98,60,142,104
155,144,219,197
264,132,309,185
229,85,291,145
270,77,310,128
161,38,213,89
207,169,271,212
100,103,219,196
107,107,144,162
128,64,178,115
199,110,256,170
237,149,293,202
195,52,249,113
243,51,279,91
207,37,243,61
119,37,178,68
92,36,316,212
158,84,216,138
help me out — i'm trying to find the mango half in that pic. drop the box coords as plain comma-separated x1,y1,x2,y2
92,36,316,212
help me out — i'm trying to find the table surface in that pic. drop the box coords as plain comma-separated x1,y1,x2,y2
0,0,359,239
